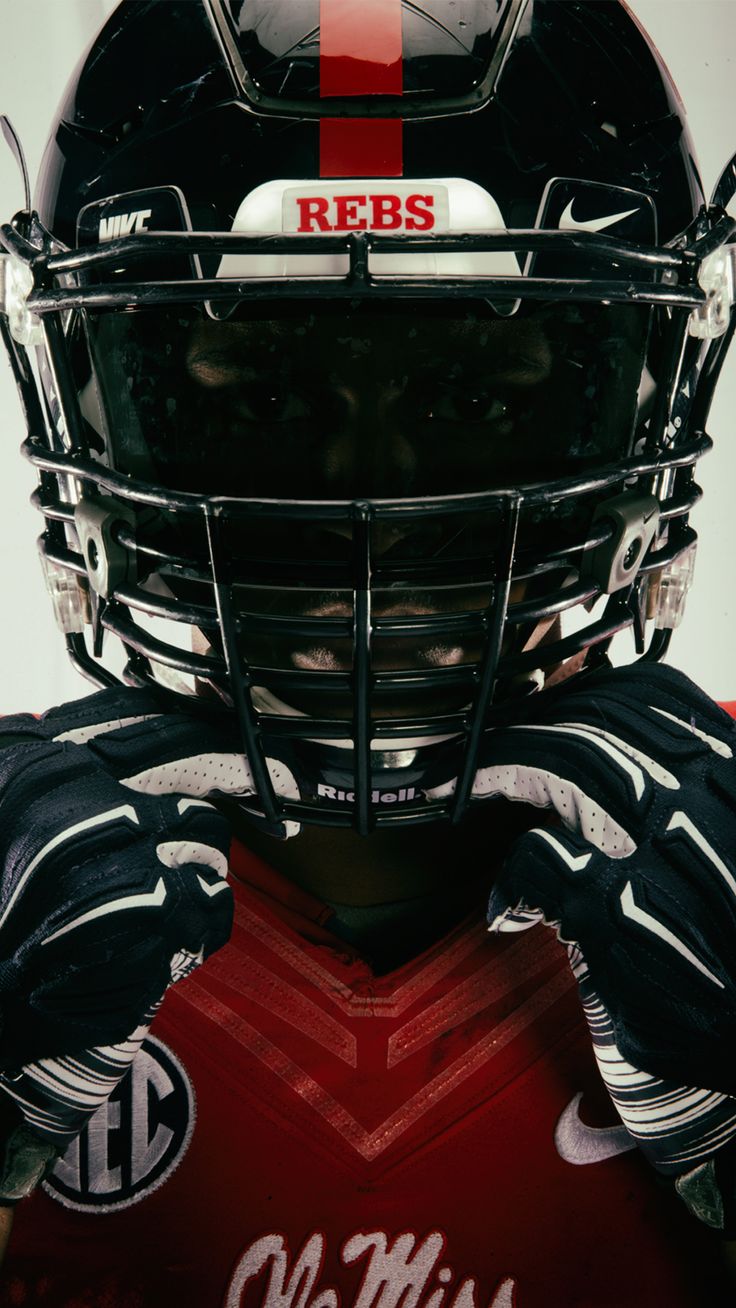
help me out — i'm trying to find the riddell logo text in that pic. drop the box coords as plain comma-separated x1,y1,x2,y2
225,1230,516,1308
294,193,436,232
318,784,417,805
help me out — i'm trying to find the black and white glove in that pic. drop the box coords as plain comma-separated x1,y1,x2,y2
0,686,251,1201
469,663,736,1229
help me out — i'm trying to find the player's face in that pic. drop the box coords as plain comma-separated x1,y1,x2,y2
88,299,646,502
182,309,551,713
86,301,646,715
183,308,554,500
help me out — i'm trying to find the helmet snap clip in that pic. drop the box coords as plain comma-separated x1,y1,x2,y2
583,492,660,595
74,497,135,600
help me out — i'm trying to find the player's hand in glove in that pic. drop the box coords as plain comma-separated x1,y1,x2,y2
0,685,251,1204
474,662,736,1230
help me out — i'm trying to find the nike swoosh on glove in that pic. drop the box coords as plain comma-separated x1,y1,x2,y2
0,686,250,1198
474,664,736,1212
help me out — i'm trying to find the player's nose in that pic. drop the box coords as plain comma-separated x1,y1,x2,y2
319,384,419,498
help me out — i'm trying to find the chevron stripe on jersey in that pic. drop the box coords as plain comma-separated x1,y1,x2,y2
9,865,728,1307
172,891,575,1166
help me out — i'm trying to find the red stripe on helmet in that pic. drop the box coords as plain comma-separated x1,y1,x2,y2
320,0,403,97
319,119,403,178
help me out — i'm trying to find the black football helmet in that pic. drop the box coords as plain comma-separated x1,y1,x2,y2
1,0,735,836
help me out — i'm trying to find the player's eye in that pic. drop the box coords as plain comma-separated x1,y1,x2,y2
419,386,509,425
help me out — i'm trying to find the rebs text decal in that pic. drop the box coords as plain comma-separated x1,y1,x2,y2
283,183,450,234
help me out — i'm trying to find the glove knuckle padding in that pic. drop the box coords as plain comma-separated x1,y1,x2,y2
0,691,236,1069
487,664,736,1095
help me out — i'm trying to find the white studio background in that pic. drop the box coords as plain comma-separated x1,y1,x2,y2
0,0,734,712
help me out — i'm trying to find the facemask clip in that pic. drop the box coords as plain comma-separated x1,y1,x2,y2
689,245,735,340
0,254,43,347
39,546,89,635
646,539,697,630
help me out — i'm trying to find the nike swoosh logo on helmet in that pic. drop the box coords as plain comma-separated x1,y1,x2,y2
554,1092,637,1165
559,200,641,233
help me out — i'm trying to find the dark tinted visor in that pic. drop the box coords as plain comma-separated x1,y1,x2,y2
81,300,649,499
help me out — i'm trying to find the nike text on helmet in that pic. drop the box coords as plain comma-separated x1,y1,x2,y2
1,0,734,836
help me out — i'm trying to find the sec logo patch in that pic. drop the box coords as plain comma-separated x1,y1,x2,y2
43,1035,195,1212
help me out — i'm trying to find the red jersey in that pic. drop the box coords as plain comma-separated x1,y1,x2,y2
3,840,728,1307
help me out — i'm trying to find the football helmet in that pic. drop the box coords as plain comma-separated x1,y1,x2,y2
1,0,735,836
